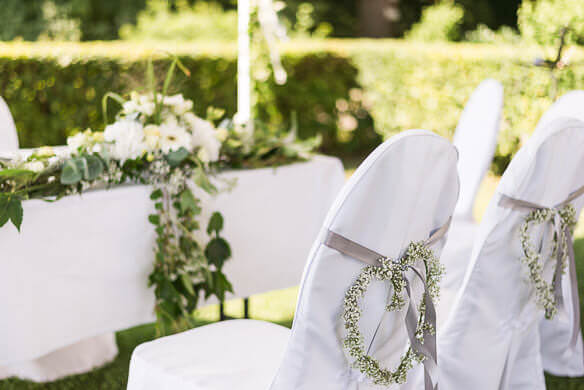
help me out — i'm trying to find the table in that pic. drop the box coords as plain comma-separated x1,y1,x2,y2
0,155,345,382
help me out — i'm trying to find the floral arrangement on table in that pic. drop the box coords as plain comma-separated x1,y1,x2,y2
0,58,320,334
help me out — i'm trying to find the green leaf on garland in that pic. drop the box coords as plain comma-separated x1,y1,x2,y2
180,273,195,296
0,196,10,228
85,155,104,181
150,189,163,200
7,198,23,231
205,237,231,269
207,212,223,235
192,167,217,195
148,214,160,225
166,147,189,167
61,158,84,184
0,168,36,179
179,189,200,215
211,271,234,301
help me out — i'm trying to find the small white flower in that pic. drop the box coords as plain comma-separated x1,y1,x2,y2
104,119,147,161
143,124,161,152
163,94,194,115
158,120,192,154
23,161,45,172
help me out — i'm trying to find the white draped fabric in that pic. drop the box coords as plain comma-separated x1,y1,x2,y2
439,79,502,322
126,130,460,390
0,155,344,382
531,91,584,377
453,78,503,220
0,96,19,152
407,118,584,389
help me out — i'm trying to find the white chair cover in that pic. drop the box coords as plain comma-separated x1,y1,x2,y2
424,118,584,389
0,96,18,152
532,92,584,377
438,79,503,320
534,90,584,135
453,78,503,220
126,129,460,390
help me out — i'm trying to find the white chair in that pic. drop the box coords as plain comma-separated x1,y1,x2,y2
126,130,460,390
406,118,584,389
452,78,503,220
0,96,19,152
530,91,584,377
534,90,584,135
439,79,503,315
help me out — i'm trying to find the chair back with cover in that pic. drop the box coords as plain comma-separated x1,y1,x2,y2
534,90,584,135
533,90,584,377
0,96,18,152
438,118,584,389
270,130,459,389
453,79,503,220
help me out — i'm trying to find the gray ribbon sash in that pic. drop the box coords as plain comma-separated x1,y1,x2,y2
499,184,584,348
324,218,451,390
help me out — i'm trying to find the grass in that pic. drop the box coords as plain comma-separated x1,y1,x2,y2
2,173,584,389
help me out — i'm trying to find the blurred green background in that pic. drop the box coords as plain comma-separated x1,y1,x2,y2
2,0,584,174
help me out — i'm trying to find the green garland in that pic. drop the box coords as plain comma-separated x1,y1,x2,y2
342,241,444,386
0,58,320,335
519,204,577,319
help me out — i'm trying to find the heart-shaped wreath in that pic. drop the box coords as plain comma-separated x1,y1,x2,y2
518,204,577,319
341,241,444,386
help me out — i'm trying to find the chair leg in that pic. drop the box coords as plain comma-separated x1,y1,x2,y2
219,301,226,321
244,298,250,319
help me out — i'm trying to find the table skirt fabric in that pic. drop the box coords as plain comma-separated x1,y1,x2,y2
0,155,344,381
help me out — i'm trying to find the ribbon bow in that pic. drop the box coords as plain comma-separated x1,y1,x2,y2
324,219,451,390
499,184,584,348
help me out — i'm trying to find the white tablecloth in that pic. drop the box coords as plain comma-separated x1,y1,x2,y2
0,155,345,381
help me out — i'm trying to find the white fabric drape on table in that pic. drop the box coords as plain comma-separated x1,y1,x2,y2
0,155,344,382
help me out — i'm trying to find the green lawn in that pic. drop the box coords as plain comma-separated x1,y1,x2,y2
2,173,584,389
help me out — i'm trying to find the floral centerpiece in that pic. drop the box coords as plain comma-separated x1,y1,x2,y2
0,58,319,333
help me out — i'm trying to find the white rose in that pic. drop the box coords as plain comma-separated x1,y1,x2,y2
104,120,147,161
185,114,221,163
67,132,89,151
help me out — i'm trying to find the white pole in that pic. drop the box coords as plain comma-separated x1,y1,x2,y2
237,0,253,135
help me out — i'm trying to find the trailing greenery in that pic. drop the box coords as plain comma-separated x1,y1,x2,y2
3,40,584,173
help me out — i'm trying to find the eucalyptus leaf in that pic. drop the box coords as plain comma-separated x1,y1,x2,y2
179,189,200,215
60,158,84,184
8,198,23,231
85,155,104,181
166,147,189,167
192,167,217,194
207,212,224,235
205,237,231,269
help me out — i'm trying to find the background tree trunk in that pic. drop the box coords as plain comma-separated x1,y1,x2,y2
358,0,401,37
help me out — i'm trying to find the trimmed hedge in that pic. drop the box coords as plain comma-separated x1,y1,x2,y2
1,40,584,172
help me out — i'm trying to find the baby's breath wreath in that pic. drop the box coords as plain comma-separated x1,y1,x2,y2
342,241,444,386
519,204,577,319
